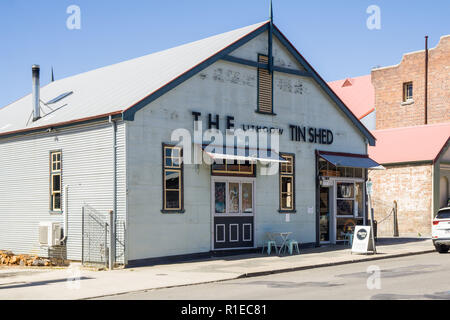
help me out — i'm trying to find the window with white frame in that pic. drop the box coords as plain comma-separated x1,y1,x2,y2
336,182,364,217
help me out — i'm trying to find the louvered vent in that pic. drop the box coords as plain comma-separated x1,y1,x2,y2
258,55,273,114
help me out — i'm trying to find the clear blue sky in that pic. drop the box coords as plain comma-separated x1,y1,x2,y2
0,0,448,108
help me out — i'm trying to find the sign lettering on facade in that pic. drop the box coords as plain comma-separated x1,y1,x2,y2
289,125,334,145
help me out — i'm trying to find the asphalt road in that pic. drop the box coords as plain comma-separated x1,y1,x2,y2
95,252,450,300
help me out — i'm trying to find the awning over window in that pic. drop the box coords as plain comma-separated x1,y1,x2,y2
319,151,385,170
202,145,288,163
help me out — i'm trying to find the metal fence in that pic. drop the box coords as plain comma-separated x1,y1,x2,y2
81,204,126,268
82,205,109,268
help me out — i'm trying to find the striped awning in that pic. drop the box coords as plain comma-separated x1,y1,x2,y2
202,144,288,163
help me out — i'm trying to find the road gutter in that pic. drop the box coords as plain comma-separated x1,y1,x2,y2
84,248,434,300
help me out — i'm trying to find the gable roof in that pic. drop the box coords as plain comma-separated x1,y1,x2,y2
368,123,450,164
328,75,375,120
0,20,375,145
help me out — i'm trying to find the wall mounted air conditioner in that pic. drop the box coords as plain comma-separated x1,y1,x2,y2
39,222,62,247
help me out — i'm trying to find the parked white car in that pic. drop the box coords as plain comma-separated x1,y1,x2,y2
432,207,450,253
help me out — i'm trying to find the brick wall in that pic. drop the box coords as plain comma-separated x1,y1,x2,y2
372,35,450,130
369,163,433,237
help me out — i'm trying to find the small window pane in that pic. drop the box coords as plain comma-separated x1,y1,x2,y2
52,175,61,192
242,183,253,213
282,193,293,210
215,182,226,213
355,168,363,178
355,183,364,217
337,183,354,198
227,163,240,172
165,191,180,209
171,148,180,158
212,162,226,172
172,156,181,167
344,168,354,178
165,171,180,190
281,177,293,193
229,183,240,213
53,194,61,211
337,200,354,216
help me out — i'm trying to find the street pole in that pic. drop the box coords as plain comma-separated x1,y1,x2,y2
109,210,114,271
366,180,377,254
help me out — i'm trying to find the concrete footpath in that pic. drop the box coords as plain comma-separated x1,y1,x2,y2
0,238,434,300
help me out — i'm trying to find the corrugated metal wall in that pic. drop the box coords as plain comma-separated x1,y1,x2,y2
0,121,126,263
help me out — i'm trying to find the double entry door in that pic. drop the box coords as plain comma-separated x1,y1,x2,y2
211,178,255,250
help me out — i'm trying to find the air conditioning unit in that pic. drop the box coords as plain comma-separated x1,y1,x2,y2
39,222,62,247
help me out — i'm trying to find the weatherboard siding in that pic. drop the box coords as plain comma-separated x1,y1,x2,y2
126,56,368,261
0,121,126,263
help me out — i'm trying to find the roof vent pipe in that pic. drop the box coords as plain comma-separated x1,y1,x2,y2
32,65,41,121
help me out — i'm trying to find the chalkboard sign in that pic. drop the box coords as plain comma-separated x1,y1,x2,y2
352,226,374,254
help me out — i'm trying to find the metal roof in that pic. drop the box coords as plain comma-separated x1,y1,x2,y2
0,20,376,146
0,21,268,136
328,75,375,120
369,123,450,164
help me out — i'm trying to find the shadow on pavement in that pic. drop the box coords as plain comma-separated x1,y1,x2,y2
0,277,93,290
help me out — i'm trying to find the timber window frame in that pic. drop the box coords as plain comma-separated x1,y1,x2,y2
161,144,185,213
403,82,413,102
211,160,256,177
49,151,62,213
256,54,275,115
279,153,296,213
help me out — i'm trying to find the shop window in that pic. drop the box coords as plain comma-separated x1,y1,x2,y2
279,154,295,212
214,181,253,215
50,151,62,212
355,183,364,217
162,144,184,212
257,54,273,114
212,160,255,177
336,182,355,216
319,162,364,179
354,168,363,178
403,82,413,102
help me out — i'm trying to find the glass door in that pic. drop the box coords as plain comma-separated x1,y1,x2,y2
335,181,365,242
320,187,330,243
212,179,255,250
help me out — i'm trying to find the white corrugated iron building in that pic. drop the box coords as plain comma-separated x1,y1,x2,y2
0,20,380,266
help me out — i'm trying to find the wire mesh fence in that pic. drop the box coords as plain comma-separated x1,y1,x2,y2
82,205,109,268
81,205,126,268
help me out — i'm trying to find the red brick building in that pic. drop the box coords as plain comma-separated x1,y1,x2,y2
331,35,450,237
372,35,450,130
369,124,450,237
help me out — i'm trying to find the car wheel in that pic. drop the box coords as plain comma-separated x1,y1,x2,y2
436,245,449,254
